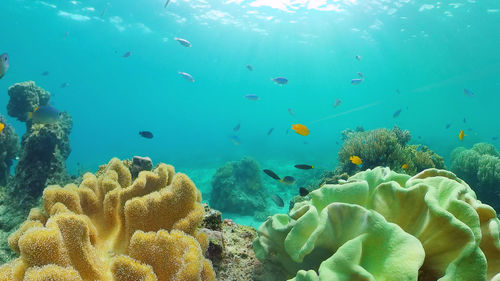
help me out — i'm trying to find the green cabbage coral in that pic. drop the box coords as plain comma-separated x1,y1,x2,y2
253,167,500,281
451,143,500,211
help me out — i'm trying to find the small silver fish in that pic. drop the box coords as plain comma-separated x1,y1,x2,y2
178,71,194,82
174,37,191,47
0,53,9,79
351,78,363,85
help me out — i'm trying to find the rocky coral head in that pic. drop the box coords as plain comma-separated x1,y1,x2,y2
7,81,50,122
0,114,19,185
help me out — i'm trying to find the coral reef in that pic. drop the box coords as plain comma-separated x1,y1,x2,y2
13,112,72,196
253,167,500,280
0,115,18,186
210,157,267,216
0,158,215,281
451,143,500,211
7,81,50,123
337,126,444,175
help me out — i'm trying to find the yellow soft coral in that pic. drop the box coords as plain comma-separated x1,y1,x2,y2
2,158,214,281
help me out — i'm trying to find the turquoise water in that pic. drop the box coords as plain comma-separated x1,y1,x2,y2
1,0,499,225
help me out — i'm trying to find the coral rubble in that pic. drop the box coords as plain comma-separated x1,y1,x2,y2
0,158,215,281
254,167,500,280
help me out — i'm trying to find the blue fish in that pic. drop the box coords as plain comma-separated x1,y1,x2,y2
28,105,60,124
230,135,241,145
351,78,363,85
272,77,288,85
463,88,474,97
244,94,259,101
178,71,194,82
393,109,402,118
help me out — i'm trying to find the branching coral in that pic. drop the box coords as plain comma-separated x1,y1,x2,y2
451,143,500,211
253,167,500,281
337,127,444,175
0,158,215,281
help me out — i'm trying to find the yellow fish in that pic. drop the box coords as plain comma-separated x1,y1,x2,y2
292,124,309,136
459,130,466,141
402,164,409,170
349,155,362,165
0,122,4,133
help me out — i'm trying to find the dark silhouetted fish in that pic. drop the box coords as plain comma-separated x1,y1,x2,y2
246,64,253,71
122,51,131,58
463,118,467,123
263,169,280,180
445,123,451,129
294,164,314,170
299,187,309,196
271,194,284,207
267,128,274,136
493,137,499,141
393,109,402,118
41,71,49,76
61,82,69,88
233,123,240,132
272,77,288,85
139,131,153,139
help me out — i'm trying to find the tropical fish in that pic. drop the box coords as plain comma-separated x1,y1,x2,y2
463,88,474,97
246,64,253,71
445,123,451,129
164,0,171,8
174,37,191,47
267,128,274,136
271,194,284,207
272,77,288,85
0,53,9,79
280,176,296,185
459,130,466,141
299,187,309,196
263,169,280,180
178,71,194,82
122,51,131,58
355,55,361,61
244,94,259,101
292,124,309,136
402,164,409,170
288,108,294,116
333,99,342,107
139,131,153,139
357,72,364,78
349,155,362,165
294,164,314,170
351,78,363,85
28,106,60,124
233,123,240,131
393,109,402,118
230,135,240,145
0,123,4,133
41,71,50,76
61,82,70,88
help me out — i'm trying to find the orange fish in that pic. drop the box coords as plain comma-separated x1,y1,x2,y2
349,155,362,165
402,164,409,170
459,130,466,141
0,123,4,133
292,124,309,136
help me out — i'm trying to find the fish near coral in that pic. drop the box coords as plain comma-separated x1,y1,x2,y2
280,176,296,185
263,169,280,180
350,155,362,165
459,130,466,141
402,164,409,170
271,194,284,207
0,53,9,79
292,124,309,136
0,122,4,133
28,105,60,124
294,164,313,170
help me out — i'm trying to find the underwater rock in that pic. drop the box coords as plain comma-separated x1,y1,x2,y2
202,203,223,231
7,81,50,123
337,127,443,176
0,115,18,186
210,157,267,216
129,155,153,178
451,143,500,211
13,112,72,196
